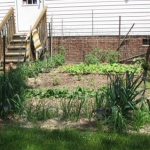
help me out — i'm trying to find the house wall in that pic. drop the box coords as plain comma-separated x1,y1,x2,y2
44,0,150,62
0,0,15,23
52,36,150,62
45,0,150,36
0,0,150,62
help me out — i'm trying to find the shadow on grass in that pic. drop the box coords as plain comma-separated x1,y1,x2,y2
0,124,150,150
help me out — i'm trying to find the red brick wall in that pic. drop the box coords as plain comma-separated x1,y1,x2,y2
49,36,150,62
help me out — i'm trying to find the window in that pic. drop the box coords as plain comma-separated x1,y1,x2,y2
23,0,37,5
142,39,150,45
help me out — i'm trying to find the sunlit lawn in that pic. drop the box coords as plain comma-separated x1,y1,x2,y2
1,125,150,150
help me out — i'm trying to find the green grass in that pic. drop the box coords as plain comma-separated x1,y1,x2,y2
1,126,150,150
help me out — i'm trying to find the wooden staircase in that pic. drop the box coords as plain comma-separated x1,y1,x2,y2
0,7,47,72
0,33,26,71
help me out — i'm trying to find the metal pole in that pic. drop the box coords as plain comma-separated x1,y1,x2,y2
118,16,121,61
61,19,63,44
92,10,93,36
118,16,121,49
49,22,51,53
51,15,53,58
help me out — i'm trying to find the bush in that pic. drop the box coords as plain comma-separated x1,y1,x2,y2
84,47,119,64
84,48,105,64
95,71,149,132
52,46,66,66
0,67,27,117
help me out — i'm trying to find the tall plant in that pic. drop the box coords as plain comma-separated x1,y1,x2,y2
96,71,148,131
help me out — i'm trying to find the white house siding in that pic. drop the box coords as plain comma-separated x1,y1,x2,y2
0,0,15,23
44,0,150,36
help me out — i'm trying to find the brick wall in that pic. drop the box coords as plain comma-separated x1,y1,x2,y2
48,36,150,63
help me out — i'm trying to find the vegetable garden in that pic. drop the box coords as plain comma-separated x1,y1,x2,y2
0,47,150,133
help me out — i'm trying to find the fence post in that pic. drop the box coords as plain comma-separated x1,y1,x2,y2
61,19,64,44
118,16,121,61
48,22,51,53
51,15,53,58
92,10,93,36
118,16,121,49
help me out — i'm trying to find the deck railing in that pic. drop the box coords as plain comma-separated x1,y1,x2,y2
0,8,16,62
32,6,47,50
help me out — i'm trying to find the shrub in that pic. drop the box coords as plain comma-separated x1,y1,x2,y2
0,67,27,117
95,71,148,132
84,47,119,64
105,51,119,64
52,46,66,67
84,48,105,64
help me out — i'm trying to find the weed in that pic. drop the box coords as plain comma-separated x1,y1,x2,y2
52,76,60,86
24,100,59,122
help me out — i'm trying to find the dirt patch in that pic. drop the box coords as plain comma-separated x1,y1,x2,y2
27,68,108,90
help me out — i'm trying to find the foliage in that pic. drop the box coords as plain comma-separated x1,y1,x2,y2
17,46,66,78
25,87,95,99
59,63,142,75
84,47,119,64
95,71,148,132
52,46,66,67
24,100,58,122
84,48,102,64
52,76,61,86
0,67,27,117
25,87,95,122
132,107,150,130
0,51,67,117
141,59,150,71
105,50,119,64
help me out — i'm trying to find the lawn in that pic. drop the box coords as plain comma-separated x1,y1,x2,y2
1,125,150,150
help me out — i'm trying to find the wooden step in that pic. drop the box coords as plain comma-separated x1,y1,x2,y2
1,33,27,70
7,45,26,50
5,57,24,63
12,34,27,40
10,39,26,43
6,52,25,56
6,49,25,53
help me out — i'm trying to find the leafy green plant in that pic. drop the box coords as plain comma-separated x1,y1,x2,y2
25,100,58,122
84,48,105,64
107,106,126,132
95,91,106,109
25,87,95,100
84,48,119,64
84,53,99,64
0,67,27,117
95,71,148,132
52,76,61,86
105,51,119,64
52,46,66,67
59,63,142,75
132,107,150,131
61,96,86,121
60,87,95,121
141,59,150,71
